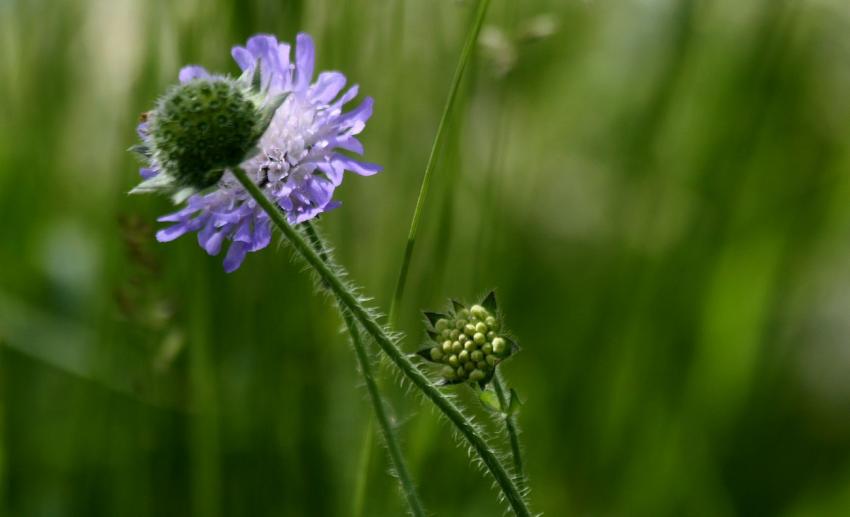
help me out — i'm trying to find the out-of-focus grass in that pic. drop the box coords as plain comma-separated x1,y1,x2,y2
2,0,850,515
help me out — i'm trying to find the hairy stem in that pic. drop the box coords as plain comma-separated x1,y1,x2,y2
492,371,526,492
232,167,530,517
303,222,426,517
388,0,492,325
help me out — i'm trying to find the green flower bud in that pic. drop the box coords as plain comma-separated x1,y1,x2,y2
442,341,452,354
450,329,460,340
475,322,488,334
464,362,475,372
458,333,469,343
476,360,488,370
486,355,500,367
430,347,443,361
492,337,507,355
486,331,496,341
469,369,485,382
441,329,452,340
470,305,488,319
464,341,477,352
473,332,486,345
482,343,493,355
435,319,449,332
451,341,463,353
458,350,469,363
458,309,470,319
448,354,459,367
442,366,457,380
464,324,476,336
457,367,467,378
455,319,467,330
485,316,498,329
471,350,483,362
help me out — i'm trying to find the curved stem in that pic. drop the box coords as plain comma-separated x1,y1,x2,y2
232,167,531,517
492,371,526,493
388,0,492,325
303,222,426,517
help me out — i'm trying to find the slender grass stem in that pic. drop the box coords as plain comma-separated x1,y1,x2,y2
351,418,373,517
492,371,526,493
387,0,492,325
232,167,531,517
303,222,426,517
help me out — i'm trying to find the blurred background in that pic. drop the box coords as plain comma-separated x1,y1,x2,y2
2,0,850,515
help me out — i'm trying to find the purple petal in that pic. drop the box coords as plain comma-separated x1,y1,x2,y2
332,154,382,176
337,97,374,134
140,168,157,179
247,34,284,90
156,223,190,242
304,177,333,207
233,220,252,243
223,241,249,273
295,33,315,91
251,218,272,251
328,136,364,154
309,72,347,104
231,46,254,71
316,162,343,186
179,65,210,83
197,222,225,255
333,85,359,110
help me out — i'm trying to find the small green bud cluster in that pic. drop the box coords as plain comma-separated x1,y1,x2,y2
150,78,261,190
424,303,510,385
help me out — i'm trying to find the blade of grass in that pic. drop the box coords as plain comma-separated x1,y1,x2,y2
351,418,374,517
231,166,531,517
304,221,426,517
387,0,492,325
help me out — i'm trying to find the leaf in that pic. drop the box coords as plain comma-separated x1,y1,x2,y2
251,58,263,92
479,389,502,413
451,299,466,313
506,336,521,355
507,388,523,417
415,346,435,362
423,311,448,327
128,173,175,195
481,290,498,313
426,330,439,341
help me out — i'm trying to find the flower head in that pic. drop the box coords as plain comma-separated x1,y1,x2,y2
131,33,380,272
418,292,520,387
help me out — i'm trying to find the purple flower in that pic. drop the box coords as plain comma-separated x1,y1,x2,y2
134,33,380,272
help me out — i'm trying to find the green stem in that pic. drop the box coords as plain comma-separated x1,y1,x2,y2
492,371,526,492
232,167,530,517
303,222,426,517
387,0,492,325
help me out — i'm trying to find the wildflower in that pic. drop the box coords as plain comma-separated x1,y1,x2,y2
131,33,380,272
418,291,520,387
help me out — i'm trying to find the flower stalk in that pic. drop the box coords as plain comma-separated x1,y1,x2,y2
231,166,531,517
303,222,426,517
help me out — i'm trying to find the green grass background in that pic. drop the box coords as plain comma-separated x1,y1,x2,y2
3,0,850,515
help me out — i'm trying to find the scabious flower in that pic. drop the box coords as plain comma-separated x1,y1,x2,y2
418,292,520,387
131,33,380,272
